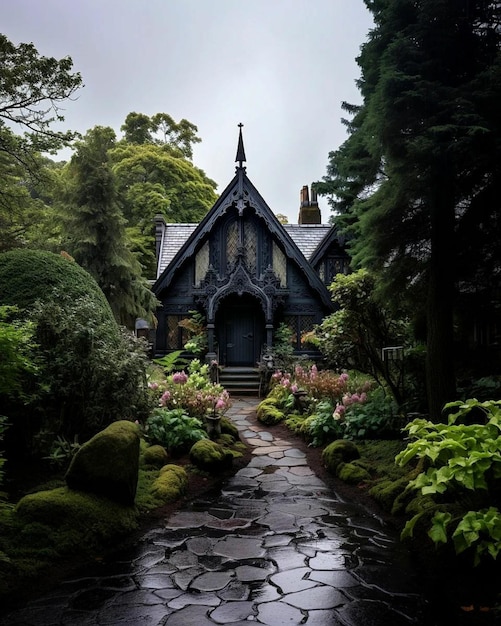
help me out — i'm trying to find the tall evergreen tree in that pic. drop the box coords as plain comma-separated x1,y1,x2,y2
58,126,158,326
317,0,501,418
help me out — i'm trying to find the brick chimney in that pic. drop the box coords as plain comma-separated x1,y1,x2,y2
298,185,321,224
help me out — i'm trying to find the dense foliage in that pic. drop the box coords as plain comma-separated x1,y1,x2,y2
398,399,501,566
0,250,152,461
316,0,501,418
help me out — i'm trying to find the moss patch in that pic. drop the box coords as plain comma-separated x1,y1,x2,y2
141,444,169,468
322,440,360,474
257,398,285,425
189,439,233,472
150,464,188,503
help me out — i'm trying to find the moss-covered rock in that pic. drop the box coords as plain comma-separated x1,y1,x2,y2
337,461,371,485
369,477,410,513
150,464,188,502
220,417,239,440
14,487,138,556
66,420,140,505
322,439,360,474
189,439,233,471
257,398,285,425
142,444,169,468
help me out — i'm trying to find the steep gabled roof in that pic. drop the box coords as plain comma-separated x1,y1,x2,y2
153,166,334,309
156,223,197,278
283,224,333,261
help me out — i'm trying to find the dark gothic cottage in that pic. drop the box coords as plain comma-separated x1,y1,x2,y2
152,127,350,367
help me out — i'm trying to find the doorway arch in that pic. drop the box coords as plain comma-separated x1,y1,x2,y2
216,293,265,366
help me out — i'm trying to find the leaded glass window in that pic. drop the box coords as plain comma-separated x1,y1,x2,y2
244,219,257,273
273,242,287,287
195,241,209,286
226,220,238,266
166,315,187,350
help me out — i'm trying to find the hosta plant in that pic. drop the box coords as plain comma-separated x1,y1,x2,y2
397,399,501,565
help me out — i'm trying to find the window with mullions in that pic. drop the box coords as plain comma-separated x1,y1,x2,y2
284,315,316,350
323,256,349,284
165,315,188,350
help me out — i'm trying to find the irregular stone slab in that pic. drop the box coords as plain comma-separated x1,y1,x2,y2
207,517,252,531
257,473,287,483
309,552,350,570
136,573,176,590
268,547,307,571
250,582,282,603
173,567,203,591
186,536,213,556
165,511,211,529
273,457,309,467
168,591,221,609
210,601,255,623
164,604,216,626
284,448,306,458
270,567,318,593
256,600,305,626
308,569,359,587
263,534,293,548
257,431,274,441
190,571,234,592
257,511,298,532
235,564,272,582
259,480,292,493
167,550,199,569
285,465,315,476
217,579,249,601
283,586,346,610
236,467,263,478
213,536,265,559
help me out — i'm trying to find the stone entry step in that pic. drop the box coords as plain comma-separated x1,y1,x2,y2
218,366,261,396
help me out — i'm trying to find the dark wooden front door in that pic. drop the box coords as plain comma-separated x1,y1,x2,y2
218,295,263,366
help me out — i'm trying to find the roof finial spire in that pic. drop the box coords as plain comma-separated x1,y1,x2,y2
235,122,246,170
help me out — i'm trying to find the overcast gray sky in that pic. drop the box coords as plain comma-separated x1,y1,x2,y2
3,0,374,223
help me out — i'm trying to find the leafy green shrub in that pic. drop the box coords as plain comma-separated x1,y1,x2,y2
305,400,343,446
397,399,501,565
342,387,400,439
0,250,152,456
145,408,207,454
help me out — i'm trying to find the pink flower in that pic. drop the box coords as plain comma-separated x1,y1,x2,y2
339,372,349,383
215,398,226,410
160,390,171,406
172,371,188,384
148,382,159,390
291,384,298,394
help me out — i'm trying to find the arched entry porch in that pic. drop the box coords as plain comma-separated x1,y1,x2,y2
215,293,265,366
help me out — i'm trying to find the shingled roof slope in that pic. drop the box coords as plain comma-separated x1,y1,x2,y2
156,222,332,278
157,223,197,278
283,224,333,261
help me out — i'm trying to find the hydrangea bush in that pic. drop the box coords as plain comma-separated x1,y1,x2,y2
148,359,231,420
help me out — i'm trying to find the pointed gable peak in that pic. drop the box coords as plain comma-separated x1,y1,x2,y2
235,122,247,171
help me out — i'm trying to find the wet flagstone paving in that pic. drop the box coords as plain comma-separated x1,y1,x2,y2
0,398,482,625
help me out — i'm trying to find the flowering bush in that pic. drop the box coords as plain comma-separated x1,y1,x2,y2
271,365,373,407
149,359,231,420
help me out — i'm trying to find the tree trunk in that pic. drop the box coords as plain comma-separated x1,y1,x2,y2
426,179,457,420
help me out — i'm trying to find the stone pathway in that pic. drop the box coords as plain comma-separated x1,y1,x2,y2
1,398,441,625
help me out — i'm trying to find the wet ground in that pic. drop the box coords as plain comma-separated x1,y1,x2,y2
0,398,496,625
